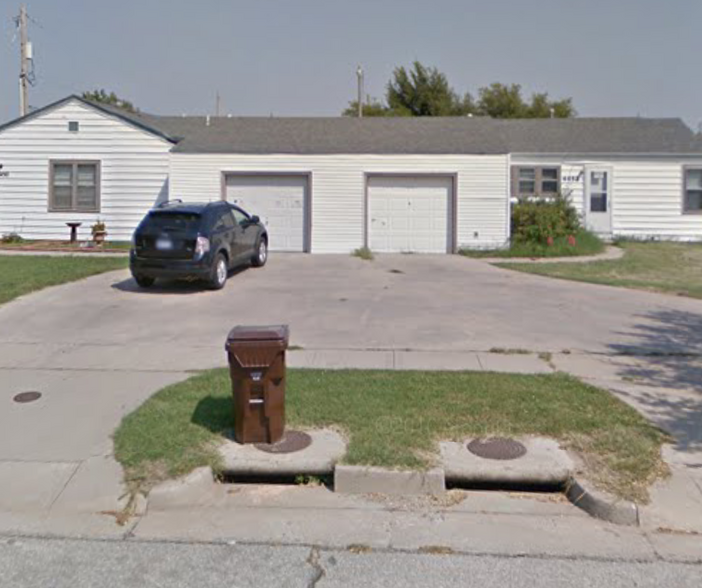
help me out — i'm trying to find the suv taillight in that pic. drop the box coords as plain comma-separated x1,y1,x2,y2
194,235,210,259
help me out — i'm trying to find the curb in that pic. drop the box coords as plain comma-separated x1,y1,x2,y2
334,465,446,496
565,477,639,526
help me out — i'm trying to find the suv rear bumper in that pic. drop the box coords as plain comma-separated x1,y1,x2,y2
130,251,212,279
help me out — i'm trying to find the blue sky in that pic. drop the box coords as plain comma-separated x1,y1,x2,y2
1,0,700,127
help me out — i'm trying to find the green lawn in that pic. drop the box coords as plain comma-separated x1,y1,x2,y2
114,368,668,502
460,230,605,259
498,241,702,299
0,255,128,306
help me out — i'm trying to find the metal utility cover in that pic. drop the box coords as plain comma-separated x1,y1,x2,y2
255,430,312,454
467,437,527,461
13,391,42,404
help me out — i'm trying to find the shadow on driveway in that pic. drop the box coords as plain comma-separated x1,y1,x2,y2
607,309,702,455
111,267,250,295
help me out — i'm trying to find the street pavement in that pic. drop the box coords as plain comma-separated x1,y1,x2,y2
0,253,701,575
1,536,701,588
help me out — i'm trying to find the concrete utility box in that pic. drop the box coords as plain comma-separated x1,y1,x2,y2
225,325,289,444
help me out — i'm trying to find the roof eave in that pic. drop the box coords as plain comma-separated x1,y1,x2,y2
0,94,178,144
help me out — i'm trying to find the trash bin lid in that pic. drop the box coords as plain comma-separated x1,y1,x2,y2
226,325,290,344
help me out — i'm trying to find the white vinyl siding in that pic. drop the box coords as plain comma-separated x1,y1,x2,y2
512,155,702,240
0,99,172,241
170,153,509,253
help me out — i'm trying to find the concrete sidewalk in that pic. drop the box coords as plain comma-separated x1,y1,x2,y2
2,348,702,541
476,245,625,264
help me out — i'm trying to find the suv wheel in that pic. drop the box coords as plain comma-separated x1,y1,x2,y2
209,253,228,290
134,274,155,288
251,238,268,268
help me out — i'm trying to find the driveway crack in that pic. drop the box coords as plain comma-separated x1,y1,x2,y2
306,546,326,587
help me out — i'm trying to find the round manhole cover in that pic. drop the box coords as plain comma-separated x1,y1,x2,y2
255,430,312,454
467,437,527,461
13,391,42,404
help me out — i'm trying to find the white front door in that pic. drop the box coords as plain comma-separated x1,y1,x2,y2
585,168,612,236
225,175,308,252
368,175,453,253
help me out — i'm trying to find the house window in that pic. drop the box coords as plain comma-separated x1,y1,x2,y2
49,161,100,212
683,167,702,213
68,121,79,132
512,166,561,198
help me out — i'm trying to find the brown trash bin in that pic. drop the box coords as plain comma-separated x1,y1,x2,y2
225,325,289,444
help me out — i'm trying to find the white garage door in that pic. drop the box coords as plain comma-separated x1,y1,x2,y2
368,175,453,253
225,174,308,252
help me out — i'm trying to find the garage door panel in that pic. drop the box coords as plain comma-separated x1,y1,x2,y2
368,176,452,254
225,175,308,252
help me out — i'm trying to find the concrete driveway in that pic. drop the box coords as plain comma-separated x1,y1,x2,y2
2,253,702,366
1,253,702,536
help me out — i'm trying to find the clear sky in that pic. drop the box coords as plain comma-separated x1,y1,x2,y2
1,0,700,127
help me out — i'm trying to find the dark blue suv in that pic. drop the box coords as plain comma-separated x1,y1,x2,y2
130,200,268,289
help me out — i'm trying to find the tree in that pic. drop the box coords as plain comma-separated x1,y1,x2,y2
341,62,576,119
476,83,527,118
342,98,391,117
476,83,575,119
524,92,576,118
386,61,469,116
82,89,137,113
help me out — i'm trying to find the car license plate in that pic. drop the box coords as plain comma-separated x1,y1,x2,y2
155,237,173,251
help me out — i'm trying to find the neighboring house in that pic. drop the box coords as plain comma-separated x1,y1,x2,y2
0,95,701,251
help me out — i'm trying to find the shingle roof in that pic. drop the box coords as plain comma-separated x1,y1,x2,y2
2,95,700,155
142,114,702,155
499,117,700,154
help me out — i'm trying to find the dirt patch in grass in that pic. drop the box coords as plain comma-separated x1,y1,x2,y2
0,255,128,306
497,241,702,299
113,369,669,501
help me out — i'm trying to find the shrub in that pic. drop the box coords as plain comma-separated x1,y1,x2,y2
352,247,374,261
1,232,23,244
511,194,580,245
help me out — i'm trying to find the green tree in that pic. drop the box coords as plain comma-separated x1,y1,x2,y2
82,89,137,113
525,92,576,118
476,83,575,119
341,62,576,119
386,61,470,116
476,83,527,118
342,98,391,117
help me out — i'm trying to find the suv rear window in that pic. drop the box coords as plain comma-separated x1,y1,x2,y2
144,212,201,231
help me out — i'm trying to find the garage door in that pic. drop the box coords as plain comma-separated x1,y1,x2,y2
368,175,453,253
225,174,308,252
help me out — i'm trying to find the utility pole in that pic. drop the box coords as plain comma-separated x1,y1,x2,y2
18,5,29,117
356,65,364,118
215,91,221,117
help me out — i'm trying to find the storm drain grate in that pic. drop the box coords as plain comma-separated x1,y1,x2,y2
467,437,527,461
255,430,312,454
13,391,42,404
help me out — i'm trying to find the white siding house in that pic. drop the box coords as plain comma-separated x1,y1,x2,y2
511,155,702,240
0,97,173,242
169,153,509,253
1,96,701,251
